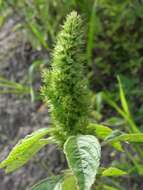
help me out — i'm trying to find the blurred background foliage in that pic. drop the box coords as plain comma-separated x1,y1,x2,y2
0,0,143,189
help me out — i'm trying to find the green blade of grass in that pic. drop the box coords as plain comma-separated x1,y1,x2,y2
117,75,130,116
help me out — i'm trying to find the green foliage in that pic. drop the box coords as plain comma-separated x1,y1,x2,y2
93,0,143,82
64,135,101,190
0,76,30,95
0,6,143,190
102,167,127,177
103,86,140,133
103,185,121,190
87,123,112,139
31,173,78,190
107,133,143,143
117,76,130,116
0,12,101,190
31,175,64,190
0,128,50,173
87,123,123,152
62,174,78,190
41,11,91,137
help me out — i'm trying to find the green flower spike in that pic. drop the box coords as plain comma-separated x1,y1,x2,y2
41,11,91,139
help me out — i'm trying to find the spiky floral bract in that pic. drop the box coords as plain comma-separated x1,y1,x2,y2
41,11,91,140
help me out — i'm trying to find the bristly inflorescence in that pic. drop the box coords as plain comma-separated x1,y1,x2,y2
41,11,91,139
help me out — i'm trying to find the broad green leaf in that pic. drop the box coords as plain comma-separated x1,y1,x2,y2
0,128,50,173
87,123,112,139
87,124,123,152
111,133,143,143
31,175,64,190
117,76,130,116
102,167,127,177
62,174,78,190
31,173,78,190
104,130,123,141
64,135,101,190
